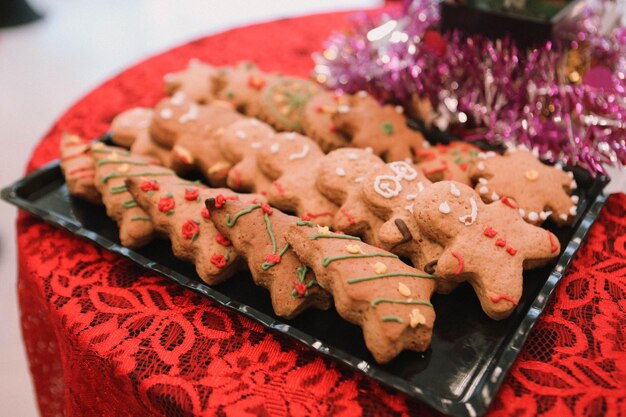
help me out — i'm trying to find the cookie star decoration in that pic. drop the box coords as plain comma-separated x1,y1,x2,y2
285,222,436,364
468,146,579,226
412,181,561,320
331,92,429,162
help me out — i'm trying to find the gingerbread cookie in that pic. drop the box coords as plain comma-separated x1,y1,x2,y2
130,129,173,168
301,91,351,152
412,181,561,320
315,148,385,242
218,118,276,193
206,198,331,319
59,133,101,205
285,222,436,363
468,146,579,226
414,141,481,185
163,59,218,104
215,61,279,118
91,144,172,247
256,132,338,226
332,92,429,162
127,177,261,285
256,76,321,133
110,107,154,148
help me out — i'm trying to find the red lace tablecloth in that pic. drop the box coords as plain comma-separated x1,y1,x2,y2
16,10,626,417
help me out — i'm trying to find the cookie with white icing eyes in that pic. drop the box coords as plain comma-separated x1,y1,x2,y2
414,141,481,185
301,91,351,152
149,95,242,149
163,59,220,104
315,148,385,242
218,118,276,193
359,162,444,278
331,93,429,162
110,107,154,148
468,147,579,226
256,132,338,226
412,181,561,320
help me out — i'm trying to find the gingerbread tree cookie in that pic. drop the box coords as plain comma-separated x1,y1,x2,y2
302,90,351,152
110,107,154,148
414,141,481,185
468,146,579,226
332,92,428,162
92,144,173,248
315,148,385,242
256,132,338,226
206,198,331,319
218,118,276,193
285,223,436,363
126,177,261,285
412,181,561,320
163,59,219,104
59,133,101,205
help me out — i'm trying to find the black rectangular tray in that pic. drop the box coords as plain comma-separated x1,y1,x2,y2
1,151,608,417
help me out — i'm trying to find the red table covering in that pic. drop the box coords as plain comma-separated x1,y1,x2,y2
16,10,626,417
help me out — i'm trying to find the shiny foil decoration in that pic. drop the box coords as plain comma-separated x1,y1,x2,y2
313,0,626,175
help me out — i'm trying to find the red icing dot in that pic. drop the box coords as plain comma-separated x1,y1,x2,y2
495,238,506,247
458,163,468,171
215,232,232,246
247,75,265,90
506,246,518,256
264,254,281,264
315,105,323,113
182,220,199,240
261,203,273,215
214,194,226,208
210,253,227,268
293,281,307,297
158,196,175,213
201,207,210,219
483,226,497,238
501,196,519,209
140,180,159,192
185,188,199,201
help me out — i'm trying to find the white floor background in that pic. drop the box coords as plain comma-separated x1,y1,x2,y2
0,1,623,416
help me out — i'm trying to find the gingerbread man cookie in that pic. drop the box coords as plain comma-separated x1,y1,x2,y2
256,132,338,226
92,144,173,247
301,91,351,152
332,92,429,162
286,222,436,363
163,59,219,104
127,177,262,285
315,148,385,242
110,107,154,148
205,198,331,319
468,146,579,226
59,133,101,205
414,141,481,185
412,181,561,320
218,118,276,193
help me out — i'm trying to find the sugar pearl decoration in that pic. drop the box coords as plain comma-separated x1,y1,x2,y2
397,282,411,296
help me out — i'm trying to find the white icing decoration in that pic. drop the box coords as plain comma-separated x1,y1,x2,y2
559,213,568,221
355,177,365,183
405,194,416,201
478,177,488,185
160,108,173,120
373,175,402,198
567,171,574,179
405,205,414,213
459,197,478,225
179,104,198,123
519,208,526,217
270,144,280,154
491,192,500,201
569,206,577,216
389,161,418,181
250,142,262,149
439,201,451,214
347,152,358,160
235,130,247,140
337,105,350,113
395,105,404,114
540,211,552,220
336,167,346,177
284,132,297,140
365,147,373,154
570,180,577,189
170,92,186,106
450,183,461,197
532,147,540,157
288,144,310,161
417,182,425,192
479,186,488,194
477,161,485,170
357,90,368,97
528,211,539,222
571,195,579,203
555,163,563,170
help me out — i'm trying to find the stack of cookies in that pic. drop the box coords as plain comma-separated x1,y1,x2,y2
58,59,580,364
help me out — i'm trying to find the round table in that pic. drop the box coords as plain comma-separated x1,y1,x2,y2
17,9,626,417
